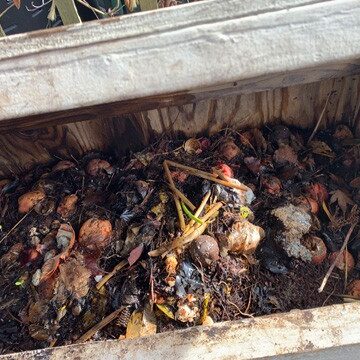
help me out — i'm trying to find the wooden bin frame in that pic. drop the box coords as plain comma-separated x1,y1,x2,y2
0,0,360,359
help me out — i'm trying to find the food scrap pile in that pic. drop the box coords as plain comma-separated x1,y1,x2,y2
1,123,360,353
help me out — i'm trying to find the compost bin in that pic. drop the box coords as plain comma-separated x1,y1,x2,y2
1,0,360,359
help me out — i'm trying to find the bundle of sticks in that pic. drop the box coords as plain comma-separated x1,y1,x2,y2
148,160,248,257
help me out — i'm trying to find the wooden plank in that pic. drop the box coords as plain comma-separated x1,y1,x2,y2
139,0,158,11
0,0,359,130
55,0,82,25
1,303,360,359
0,75,359,177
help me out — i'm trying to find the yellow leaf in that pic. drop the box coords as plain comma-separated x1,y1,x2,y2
309,141,335,158
240,206,250,219
155,304,175,320
159,191,169,203
126,306,157,339
126,311,143,339
200,293,211,324
150,202,166,221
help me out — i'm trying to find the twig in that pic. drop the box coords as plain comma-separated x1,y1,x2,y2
318,223,356,293
307,92,331,144
0,210,33,245
76,307,125,343
245,290,252,314
183,202,223,236
165,160,248,191
322,201,334,222
149,202,222,257
163,161,185,231
167,183,195,211
212,168,230,181
184,191,210,232
227,301,254,318
75,0,107,15
0,4,15,19
96,259,128,290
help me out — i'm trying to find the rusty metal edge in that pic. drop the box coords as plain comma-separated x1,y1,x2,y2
2,302,360,360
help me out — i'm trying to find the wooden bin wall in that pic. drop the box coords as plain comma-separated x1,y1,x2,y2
0,75,360,177
1,0,360,359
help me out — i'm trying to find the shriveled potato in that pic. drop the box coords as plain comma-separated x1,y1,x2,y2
78,218,112,252
18,190,46,214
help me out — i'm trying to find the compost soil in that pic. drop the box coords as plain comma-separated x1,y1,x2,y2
0,123,359,354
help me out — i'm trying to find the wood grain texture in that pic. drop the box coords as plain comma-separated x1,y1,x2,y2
1,302,360,360
0,75,359,178
0,0,359,128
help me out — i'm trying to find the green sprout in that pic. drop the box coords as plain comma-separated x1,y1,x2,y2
181,202,203,224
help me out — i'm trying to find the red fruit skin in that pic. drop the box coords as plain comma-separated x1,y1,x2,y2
311,238,327,265
214,164,234,178
329,250,355,272
20,249,41,266
307,183,328,204
297,196,319,214
302,235,327,265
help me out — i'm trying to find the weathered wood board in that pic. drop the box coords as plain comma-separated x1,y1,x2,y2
0,75,359,177
1,303,360,360
0,0,359,130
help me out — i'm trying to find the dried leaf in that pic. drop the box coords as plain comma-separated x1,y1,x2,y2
156,304,175,320
57,223,76,259
252,128,267,152
150,192,168,220
40,255,60,282
26,301,48,324
329,173,347,187
330,190,354,213
78,218,112,253
0,243,24,265
87,159,114,176
57,194,78,219
128,244,144,266
52,160,75,172
13,0,21,9
309,141,335,158
126,306,157,339
350,177,360,189
244,157,261,175
273,145,299,166
58,255,91,299
18,190,46,213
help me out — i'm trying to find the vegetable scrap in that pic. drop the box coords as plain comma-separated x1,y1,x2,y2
0,124,360,354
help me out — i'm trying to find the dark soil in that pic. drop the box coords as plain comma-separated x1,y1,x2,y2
0,124,359,355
